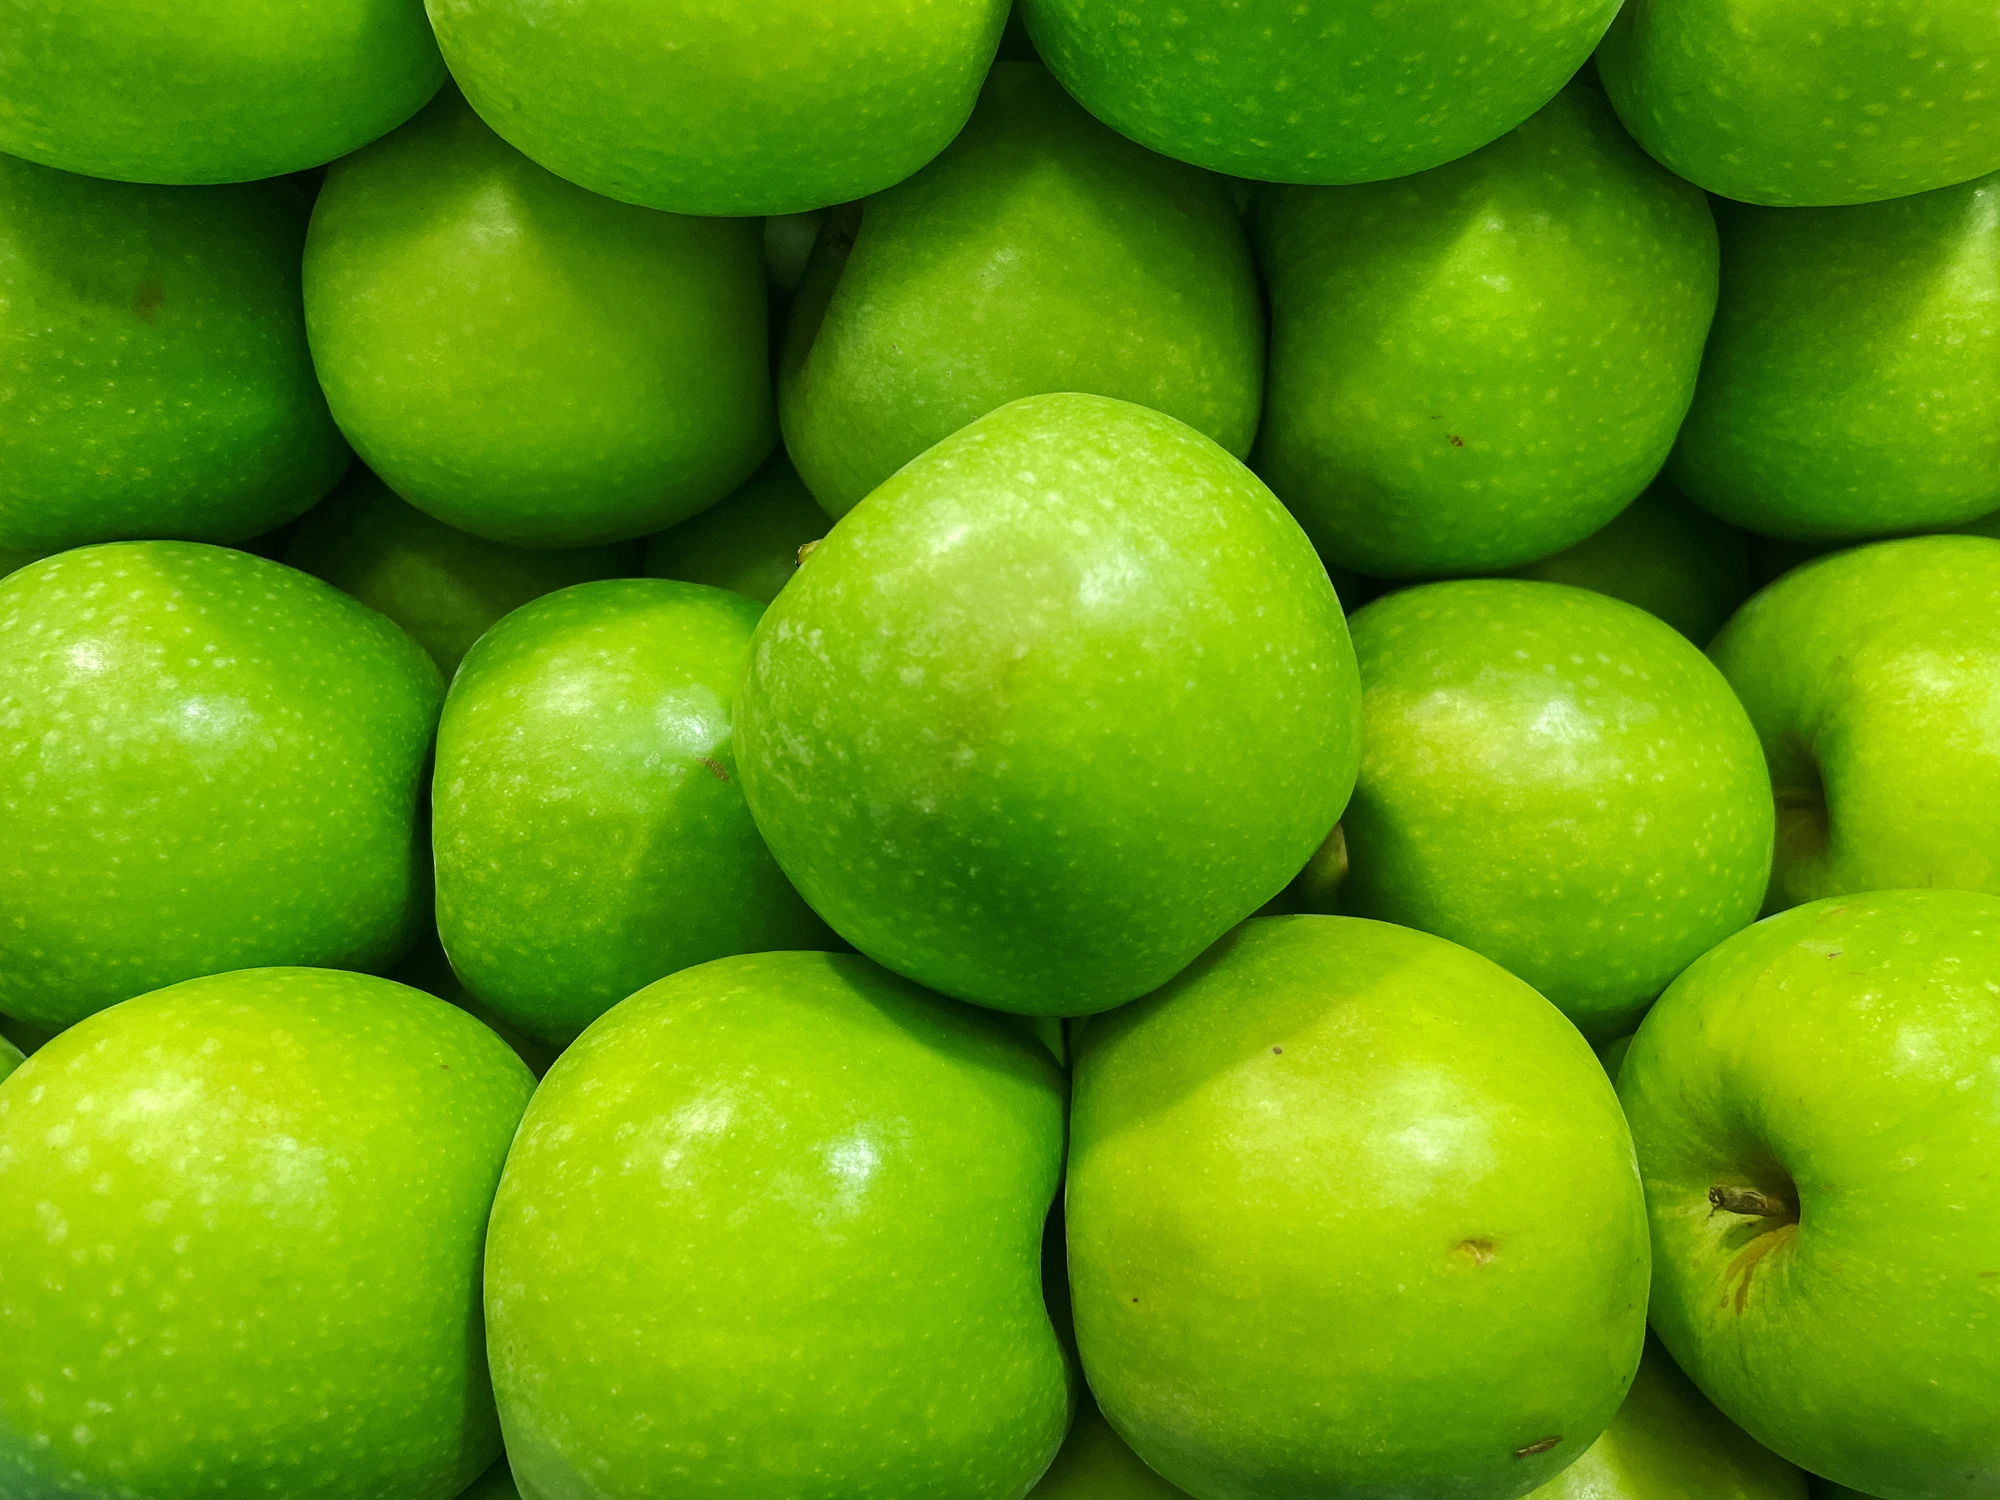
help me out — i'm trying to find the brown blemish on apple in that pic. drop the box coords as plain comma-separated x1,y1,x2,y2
1271,1045,1283,1055
1458,1239,1496,1266
132,278,164,322
699,758,730,781
1514,1437,1561,1457
1708,1185,1791,1219
1446,434,1465,447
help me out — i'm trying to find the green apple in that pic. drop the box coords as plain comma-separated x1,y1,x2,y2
1032,1396,1187,1498
0,0,441,184
1021,0,1618,185
391,934,560,1079
0,546,54,581
0,1015,55,1058
0,1036,18,1085
1620,889,2000,1496
0,543,443,1029
427,0,1006,216
1527,1337,1806,1498
736,393,1360,1017
1597,1,2000,207
643,450,827,606
1255,79,1717,577
1669,175,2000,541
1708,536,2000,913
435,579,832,1047
780,63,1262,519
303,88,772,549
0,153,349,553
486,950,1071,1497
1813,1485,1879,1500
1508,481,1751,645
286,469,639,677
458,1459,520,1498
1334,580,1771,1042
1069,915,1648,1497
0,967,534,1499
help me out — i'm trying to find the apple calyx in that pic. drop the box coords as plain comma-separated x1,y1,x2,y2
1707,1184,1791,1220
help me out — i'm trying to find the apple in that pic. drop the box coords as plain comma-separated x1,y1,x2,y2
779,62,1262,519
1333,580,1772,1042
1255,78,1718,578
1814,1486,1880,1500
0,155,348,554
485,949,1071,1497
1668,173,2000,541
1597,0,2000,207
303,88,772,549
434,578,832,1046
286,469,639,677
735,393,1360,1017
1619,888,2000,1496
0,967,534,1498
391,934,560,1079
1020,0,1618,185
426,0,1006,216
0,543,442,1030
1068,915,1648,1498
1707,535,2000,913
1526,1337,1805,1498
643,451,827,607
0,1035,18,1085
1032,1396,1188,1498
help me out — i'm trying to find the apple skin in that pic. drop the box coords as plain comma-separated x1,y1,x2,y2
434,579,833,1047
0,1035,18,1084
0,967,534,1500
1031,1396,1188,1498
1254,79,1717,578
1334,580,1772,1042
1020,0,1617,185
1527,1337,1805,1498
0,156,348,553
303,88,773,550
643,450,828,607
735,393,1360,1017
0,0,441,184
0,543,443,1030
1707,536,2000,913
485,949,1071,1499
1597,1,2000,207
1069,915,1649,1499
780,63,1262,519
1668,174,2000,542
1621,889,2000,1497
426,0,1005,216
286,469,639,678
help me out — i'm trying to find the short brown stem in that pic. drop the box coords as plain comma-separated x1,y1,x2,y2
1708,1185,1792,1220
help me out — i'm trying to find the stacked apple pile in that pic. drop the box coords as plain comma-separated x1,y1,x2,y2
1,1,1996,1498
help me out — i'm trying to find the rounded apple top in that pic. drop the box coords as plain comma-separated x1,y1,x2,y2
0,966,535,1500
1620,888,2000,1497
735,392,1361,1017
1067,915,1648,1497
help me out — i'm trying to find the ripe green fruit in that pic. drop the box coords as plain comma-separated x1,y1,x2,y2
486,950,1071,1498
1069,916,1649,1498
0,543,442,1029
1021,0,1619,185
736,394,1360,1017
780,63,1263,519
0,156,348,553
1668,175,2000,542
0,968,534,1500
1597,0,2000,207
1620,890,2000,1497
434,579,832,1047
426,0,1007,216
643,451,827,606
303,89,772,549
1337,581,1772,1041
1255,80,1717,577
1032,1397,1187,1498
0,0,442,184
1708,536,2000,914
286,470,639,677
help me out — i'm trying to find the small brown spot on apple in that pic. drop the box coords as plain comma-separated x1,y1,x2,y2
1271,1046,1283,1055
699,757,730,781
1446,434,1465,448
1515,1437,1561,1457
1458,1239,1495,1266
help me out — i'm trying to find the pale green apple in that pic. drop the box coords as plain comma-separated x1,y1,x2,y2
1708,536,2000,913
303,88,772,549
1069,916,1649,1498
780,63,1262,518
1032,1396,1187,1498
0,967,534,1499
0,543,443,1029
643,450,827,606
1334,581,1772,1041
434,579,832,1047
736,393,1361,1017
486,950,1071,1498
1255,79,1717,577
1621,889,2000,1497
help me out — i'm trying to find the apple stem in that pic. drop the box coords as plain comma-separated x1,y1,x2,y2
1707,1185,1791,1220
